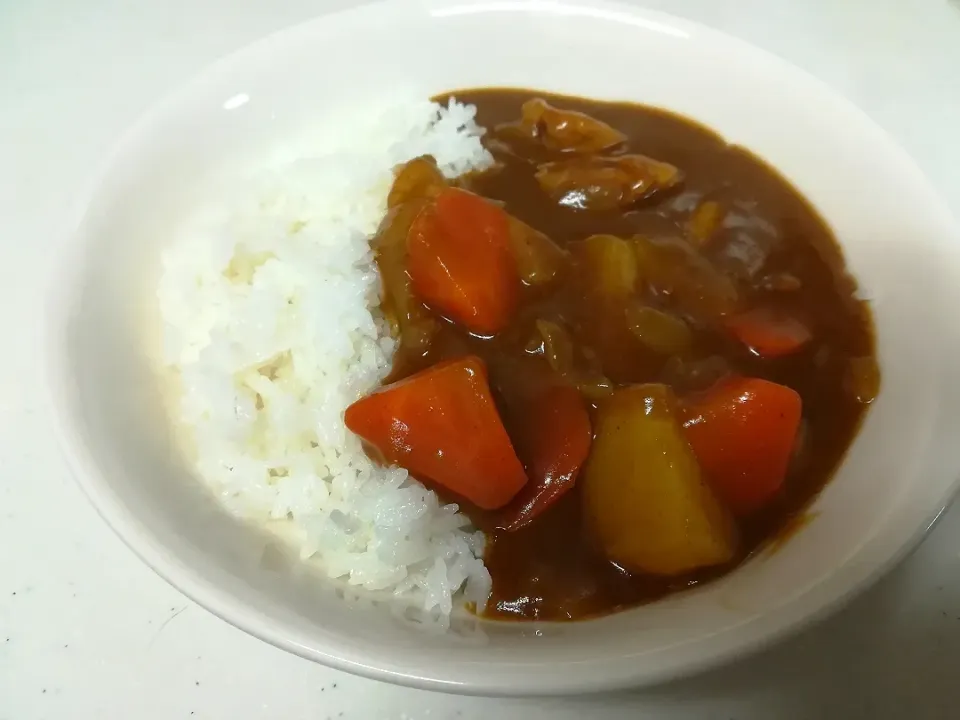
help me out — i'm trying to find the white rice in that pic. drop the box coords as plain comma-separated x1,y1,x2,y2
157,98,495,628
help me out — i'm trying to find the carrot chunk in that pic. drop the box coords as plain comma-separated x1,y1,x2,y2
407,188,519,335
498,385,592,531
682,377,802,515
344,356,527,510
726,308,812,358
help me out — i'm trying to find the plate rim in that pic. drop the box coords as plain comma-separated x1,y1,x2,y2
44,0,960,696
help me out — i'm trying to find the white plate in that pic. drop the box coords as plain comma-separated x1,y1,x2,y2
46,0,960,696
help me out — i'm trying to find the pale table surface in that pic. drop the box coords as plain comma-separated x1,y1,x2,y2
3,1,960,718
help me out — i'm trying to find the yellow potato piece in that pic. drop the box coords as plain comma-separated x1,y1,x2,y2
624,303,693,355
573,234,637,300
633,236,738,320
582,383,738,576
507,217,568,288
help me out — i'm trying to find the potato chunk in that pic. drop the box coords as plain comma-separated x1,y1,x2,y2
507,216,568,288
573,234,637,300
582,383,738,576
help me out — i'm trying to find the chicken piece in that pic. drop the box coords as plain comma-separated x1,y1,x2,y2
497,98,627,153
535,154,682,211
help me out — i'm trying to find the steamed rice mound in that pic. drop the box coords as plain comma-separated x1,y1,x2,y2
157,99,494,626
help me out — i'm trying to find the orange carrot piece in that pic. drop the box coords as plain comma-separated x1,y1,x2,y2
726,308,812,358
682,377,802,515
498,385,592,531
344,356,527,510
407,188,519,336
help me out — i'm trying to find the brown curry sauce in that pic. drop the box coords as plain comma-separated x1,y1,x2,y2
375,89,876,621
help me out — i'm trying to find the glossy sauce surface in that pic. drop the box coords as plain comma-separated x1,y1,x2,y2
380,89,876,621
